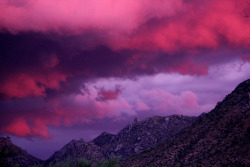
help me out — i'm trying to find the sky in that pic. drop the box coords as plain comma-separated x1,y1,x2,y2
0,0,249,160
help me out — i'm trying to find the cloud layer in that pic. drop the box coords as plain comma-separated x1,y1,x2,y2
1,60,249,140
0,0,249,153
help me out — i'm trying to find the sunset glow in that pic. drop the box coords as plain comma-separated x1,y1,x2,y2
0,0,249,159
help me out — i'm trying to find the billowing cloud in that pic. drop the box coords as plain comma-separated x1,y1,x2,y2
0,60,249,159
2,118,32,137
136,99,150,111
0,85,134,138
1,118,51,139
0,0,248,51
0,0,249,99
138,89,201,115
0,73,66,99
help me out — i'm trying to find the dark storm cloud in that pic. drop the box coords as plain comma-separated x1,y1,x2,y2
0,29,249,99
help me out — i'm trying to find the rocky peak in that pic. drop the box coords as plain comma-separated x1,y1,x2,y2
0,136,12,146
133,117,138,123
215,79,250,110
233,79,250,94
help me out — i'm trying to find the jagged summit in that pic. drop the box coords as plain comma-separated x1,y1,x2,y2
0,136,12,145
214,79,249,109
133,117,139,123
233,79,250,93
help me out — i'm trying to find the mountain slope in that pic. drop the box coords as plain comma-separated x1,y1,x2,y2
123,79,250,167
93,115,196,158
0,137,42,167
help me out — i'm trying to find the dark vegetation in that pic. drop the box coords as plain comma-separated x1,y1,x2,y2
7,158,120,167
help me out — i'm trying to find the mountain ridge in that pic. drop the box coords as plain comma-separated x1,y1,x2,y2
122,79,250,167
46,114,196,165
0,114,197,167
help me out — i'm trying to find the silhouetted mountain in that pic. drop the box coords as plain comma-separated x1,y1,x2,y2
45,114,196,165
0,137,42,167
123,79,250,167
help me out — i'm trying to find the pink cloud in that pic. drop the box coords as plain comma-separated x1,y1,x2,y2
1,60,249,139
0,83,135,138
31,119,51,139
2,118,31,137
179,91,200,109
0,0,248,53
1,118,51,139
167,61,208,75
124,1,248,51
96,87,122,101
136,99,150,111
0,0,248,83
0,0,249,141
0,0,182,33
240,54,250,62
139,89,200,114
0,97,130,138
0,72,67,99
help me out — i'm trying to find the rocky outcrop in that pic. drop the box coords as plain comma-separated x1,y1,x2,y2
0,137,42,167
123,79,250,167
